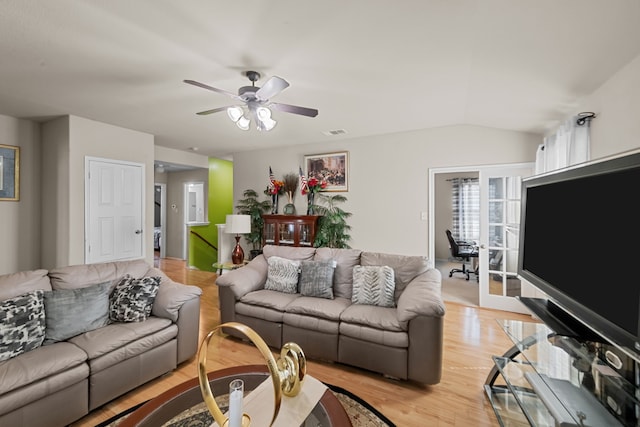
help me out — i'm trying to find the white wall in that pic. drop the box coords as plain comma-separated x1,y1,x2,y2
155,145,209,169
41,115,155,268
0,114,41,274
579,53,640,159
233,125,540,257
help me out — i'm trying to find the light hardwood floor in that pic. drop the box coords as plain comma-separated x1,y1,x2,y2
70,257,533,427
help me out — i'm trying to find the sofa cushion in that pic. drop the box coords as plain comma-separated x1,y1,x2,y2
0,269,51,301
48,259,150,291
109,275,161,322
69,317,176,373
240,289,300,312
0,290,46,362
43,281,111,344
0,362,88,416
299,260,336,299
236,302,287,323
262,244,316,261
283,312,340,334
361,252,429,300
0,341,87,396
264,256,300,294
340,304,406,332
339,322,408,348
314,248,362,299
284,296,351,321
69,316,173,360
351,265,396,307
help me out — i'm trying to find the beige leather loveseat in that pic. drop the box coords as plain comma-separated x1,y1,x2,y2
216,245,445,385
0,259,202,427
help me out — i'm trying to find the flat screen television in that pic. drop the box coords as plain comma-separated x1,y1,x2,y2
518,150,640,362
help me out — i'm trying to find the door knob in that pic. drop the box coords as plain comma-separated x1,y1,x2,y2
135,229,142,234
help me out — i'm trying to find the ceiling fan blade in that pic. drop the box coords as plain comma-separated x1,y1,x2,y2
184,79,240,100
270,102,318,118
196,106,233,115
256,76,289,101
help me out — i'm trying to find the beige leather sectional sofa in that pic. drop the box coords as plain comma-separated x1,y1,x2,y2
216,245,445,385
0,259,202,427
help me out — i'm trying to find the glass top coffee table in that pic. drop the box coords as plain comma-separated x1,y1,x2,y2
120,365,351,426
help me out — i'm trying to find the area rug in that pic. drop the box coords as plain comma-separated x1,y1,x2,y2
97,382,395,427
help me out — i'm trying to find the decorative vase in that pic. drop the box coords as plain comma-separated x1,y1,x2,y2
283,203,296,215
283,192,296,215
271,194,279,214
307,192,315,215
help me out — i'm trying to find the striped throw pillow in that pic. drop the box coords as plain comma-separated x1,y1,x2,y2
264,256,301,294
351,265,396,307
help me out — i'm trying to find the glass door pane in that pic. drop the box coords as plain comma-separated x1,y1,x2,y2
480,166,533,313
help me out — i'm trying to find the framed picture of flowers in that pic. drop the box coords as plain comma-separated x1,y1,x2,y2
0,144,19,201
304,151,349,192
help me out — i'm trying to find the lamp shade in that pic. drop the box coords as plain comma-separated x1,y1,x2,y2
225,214,251,234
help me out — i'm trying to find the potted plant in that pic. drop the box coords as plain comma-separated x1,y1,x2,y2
235,189,272,258
312,193,352,248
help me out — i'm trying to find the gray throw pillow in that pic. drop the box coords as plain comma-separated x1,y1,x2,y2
109,275,161,322
0,290,46,361
299,260,336,299
351,265,396,307
43,281,111,344
264,256,301,294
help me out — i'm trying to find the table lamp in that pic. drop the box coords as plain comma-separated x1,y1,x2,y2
225,214,251,265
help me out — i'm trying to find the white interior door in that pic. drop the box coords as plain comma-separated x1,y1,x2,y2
478,164,534,313
86,158,144,264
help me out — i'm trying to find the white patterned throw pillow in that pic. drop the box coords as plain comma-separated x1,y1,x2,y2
264,256,301,294
351,265,396,307
109,275,161,322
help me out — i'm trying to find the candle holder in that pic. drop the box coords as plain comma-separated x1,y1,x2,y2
197,322,306,427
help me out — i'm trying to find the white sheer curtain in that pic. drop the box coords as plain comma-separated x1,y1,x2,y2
535,115,591,175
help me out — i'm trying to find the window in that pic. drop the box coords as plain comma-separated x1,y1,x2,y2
451,178,479,242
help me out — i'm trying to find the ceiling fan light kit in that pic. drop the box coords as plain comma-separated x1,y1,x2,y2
185,71,318,132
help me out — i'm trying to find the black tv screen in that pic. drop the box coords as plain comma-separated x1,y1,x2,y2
518,151,640,360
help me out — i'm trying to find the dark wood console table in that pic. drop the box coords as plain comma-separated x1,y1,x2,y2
262,214,320,247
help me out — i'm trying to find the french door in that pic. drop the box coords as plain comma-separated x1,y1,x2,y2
478,164,534,313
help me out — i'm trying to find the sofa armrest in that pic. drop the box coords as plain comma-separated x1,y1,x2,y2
396,268,445,323
215,255,268,299
408,315,444,384
175,296,201,363
148,268,203,322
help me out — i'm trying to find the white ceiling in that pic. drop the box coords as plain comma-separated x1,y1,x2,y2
1,1,639,159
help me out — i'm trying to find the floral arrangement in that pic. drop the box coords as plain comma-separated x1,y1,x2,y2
282,173,299,203
265,180,284,196
302,177,327,195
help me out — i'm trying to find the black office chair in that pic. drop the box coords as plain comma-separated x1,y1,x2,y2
445,229,478,281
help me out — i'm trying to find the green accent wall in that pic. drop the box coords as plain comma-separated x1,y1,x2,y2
189,158,233,271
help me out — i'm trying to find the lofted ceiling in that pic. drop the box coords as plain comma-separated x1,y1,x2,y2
1,1,639,159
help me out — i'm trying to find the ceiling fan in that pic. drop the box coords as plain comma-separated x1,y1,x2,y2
184,71,318,131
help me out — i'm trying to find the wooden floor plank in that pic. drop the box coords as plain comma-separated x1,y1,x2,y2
70,258,533,427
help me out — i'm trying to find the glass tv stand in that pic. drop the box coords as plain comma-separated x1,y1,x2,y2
485,298,640,427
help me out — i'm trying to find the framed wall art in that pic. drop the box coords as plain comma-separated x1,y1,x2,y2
0,144,20,201
304,151,349,192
